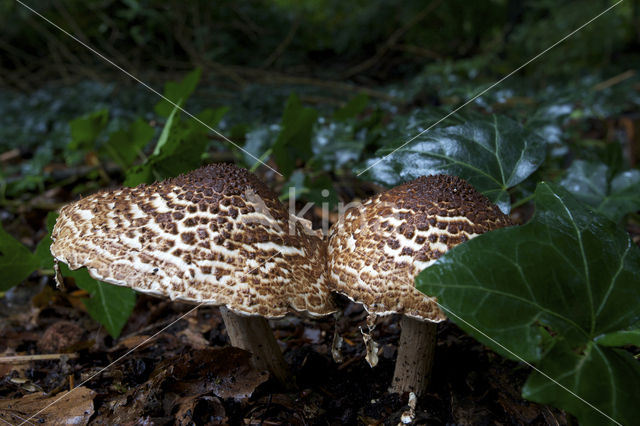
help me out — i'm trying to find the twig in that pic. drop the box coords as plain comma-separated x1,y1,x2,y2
593,69,636,91
390,43,442,59
341,0,443,78
0,354,78,363
337,354,363,370
262,19,300,68
211,62,400,103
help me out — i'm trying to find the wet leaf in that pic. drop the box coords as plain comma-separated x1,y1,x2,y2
417,183,640,425
0,222,38,291
360,115,545,213
560,159,640,222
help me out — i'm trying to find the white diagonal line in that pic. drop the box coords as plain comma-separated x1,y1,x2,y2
14,0,282,177
19,251,282,425
357,0,624,176
437,303,623,426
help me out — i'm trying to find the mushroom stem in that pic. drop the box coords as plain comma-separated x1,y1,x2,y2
391,316,437,395
219,307,291,385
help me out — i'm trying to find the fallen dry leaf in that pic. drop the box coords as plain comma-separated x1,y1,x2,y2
171,347,269,400
174,395,226,425
38,320,84,353
93,347,268,423
0,386,95,425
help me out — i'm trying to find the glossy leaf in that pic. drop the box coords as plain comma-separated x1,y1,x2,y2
0,223,39,291
523,343,640,426
417,183,640,425
560,159,640,222
595,329,640,347
359,115,545,213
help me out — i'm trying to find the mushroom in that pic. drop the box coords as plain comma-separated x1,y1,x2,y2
327,174,512,395
50,163,335,384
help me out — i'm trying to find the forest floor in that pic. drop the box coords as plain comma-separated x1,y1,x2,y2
1,278,567,425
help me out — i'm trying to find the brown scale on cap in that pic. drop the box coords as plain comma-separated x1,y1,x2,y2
327,174,512,321
51,163,334,318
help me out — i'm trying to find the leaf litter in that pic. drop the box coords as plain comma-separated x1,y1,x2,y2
0,285,568,425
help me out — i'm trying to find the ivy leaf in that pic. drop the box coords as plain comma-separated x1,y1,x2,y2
0,223,39,291
417,183,640,425
594,329,640,347
560,159,640,222
154,68,202,117
101,118,155,169
523,343,640,426
272,93,318,178
359,115,545,213
61,264,135,338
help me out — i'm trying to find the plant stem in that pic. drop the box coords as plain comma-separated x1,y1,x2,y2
511,193,535,209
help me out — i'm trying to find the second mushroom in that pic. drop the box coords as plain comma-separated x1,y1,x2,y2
327,174,512,395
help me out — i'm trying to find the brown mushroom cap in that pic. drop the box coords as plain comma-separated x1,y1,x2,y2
51,163,334,318
327,175,512,321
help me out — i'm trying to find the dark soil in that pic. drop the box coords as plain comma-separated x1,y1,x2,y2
1,279,567,425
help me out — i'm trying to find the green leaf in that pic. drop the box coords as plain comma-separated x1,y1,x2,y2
595,330,640,347
61,263,136,338
101,118,155,169
124,103,181,187
280,170,339,209
272,93,318,178
68,109,109,152
417,182,640,425
523,343,640,426
560,159,640,222
34,212,59,270
124,105,228,187
360,115,545,213
333,93,369,121
154,68,202,117
0,223,39,290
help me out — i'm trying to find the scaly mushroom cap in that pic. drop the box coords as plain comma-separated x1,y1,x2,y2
327,175,512,321
51,163,334,318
